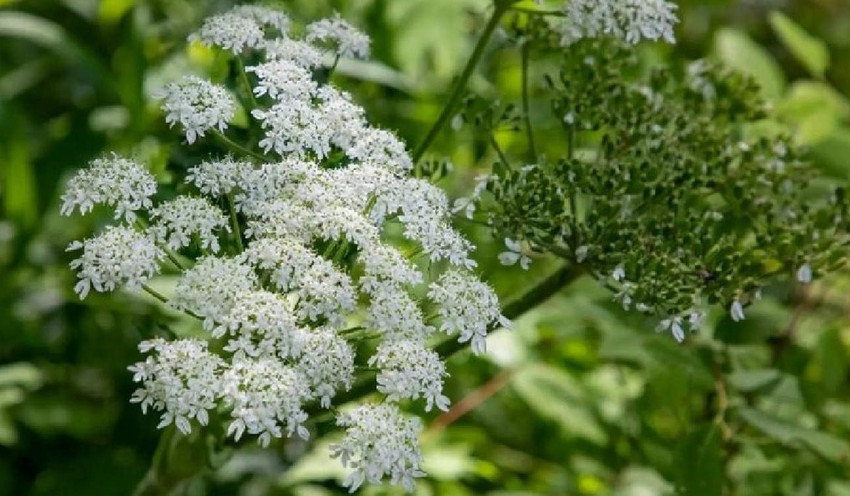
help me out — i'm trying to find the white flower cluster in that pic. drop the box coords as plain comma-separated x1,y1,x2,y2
306,14,371,60
150,196,229,252
60,154,156,223
67,226,163,299
129,338,224,434
154,76,234,144
189,5,289,54
330,404,425,493
556,0,679,46
428,270,511,355
62,6,509,493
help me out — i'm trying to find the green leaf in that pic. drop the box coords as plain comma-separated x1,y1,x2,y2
769,11,830,78
674,425,723,496
0,11,111,89
512,364,607,444
738,407,850,463
727,369,781,392
714,28,786,100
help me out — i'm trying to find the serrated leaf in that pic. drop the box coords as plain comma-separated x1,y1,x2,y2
769,11,830,78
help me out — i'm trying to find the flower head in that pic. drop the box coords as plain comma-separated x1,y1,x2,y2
170,256,258,329
427,270,510,354
150,196,229,252
221,358,311,446
262,37,324,69
60,154,157,223
556,0,678,46
129,338,224,435
330,404,425,493
189,11,265,54
296,328,355,408
155,76,234,144
369,341,450,412
306,14,370,59
67,226,162,299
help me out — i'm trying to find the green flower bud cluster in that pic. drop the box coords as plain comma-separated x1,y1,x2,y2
474,39,849,334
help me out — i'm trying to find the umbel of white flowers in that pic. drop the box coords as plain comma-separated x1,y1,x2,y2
60,5,509,493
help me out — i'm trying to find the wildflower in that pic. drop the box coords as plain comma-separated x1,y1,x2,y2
189,11,265,54
330,404,426,493
262,37,324,69
797,263,813,284
730,300,746,322
129,338,224,435
60,154,157,223
428,270,511,354
296,328,355,408
170,256,258,329
221,358,311,446
252,101,335,158
150,196,229,252
499,238,531,270
612,266,626,281
187,156,248,197
306,14,371,60
369,341,450,412
67,226,162,299
214,290,305,360
155,76,234,144
246,60,317,102
556,0,678,46
231,5,290,33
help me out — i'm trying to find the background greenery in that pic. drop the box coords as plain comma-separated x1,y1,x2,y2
1,0,850,494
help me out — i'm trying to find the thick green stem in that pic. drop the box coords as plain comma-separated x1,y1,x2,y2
521,41,537,163
412,3,511,164
330,263,584,407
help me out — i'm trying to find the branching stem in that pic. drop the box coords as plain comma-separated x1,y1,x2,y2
413,3,511,164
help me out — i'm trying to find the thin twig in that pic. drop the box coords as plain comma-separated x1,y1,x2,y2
427,369,516,433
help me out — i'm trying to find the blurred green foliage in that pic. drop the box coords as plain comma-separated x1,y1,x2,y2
1,0,850,494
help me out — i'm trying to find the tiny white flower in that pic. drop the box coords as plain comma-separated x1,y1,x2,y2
499,238,531,270
730,300,745,322
612,266,626,281
797,263,812,284
671,319,685,342
575,245,589,263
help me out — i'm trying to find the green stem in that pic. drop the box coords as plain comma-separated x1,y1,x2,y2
330,263,584,407
143,284,169,304
236,58,258,109
210,130,267,162
510,5,565,17
521,41,537,163
142,284,203,322
226,194,244,252
490,134,511,170
327,54,341,79
412,3,511,164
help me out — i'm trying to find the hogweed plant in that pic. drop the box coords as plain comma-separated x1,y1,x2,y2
58,0,849,494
